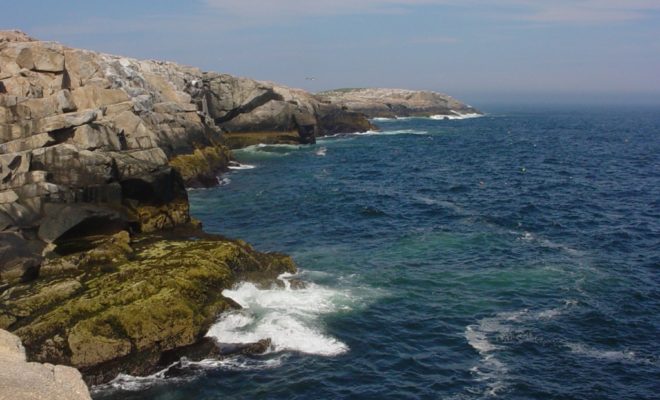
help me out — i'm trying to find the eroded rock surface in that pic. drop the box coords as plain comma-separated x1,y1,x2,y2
316,88,481,118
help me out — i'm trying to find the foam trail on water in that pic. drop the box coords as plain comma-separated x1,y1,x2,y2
465,302,577,397
566,343,656,365
207,273,355,356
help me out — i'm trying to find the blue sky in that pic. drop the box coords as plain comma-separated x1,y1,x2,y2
3,0,660,105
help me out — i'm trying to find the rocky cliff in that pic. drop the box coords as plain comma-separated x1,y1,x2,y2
316,88,481,119
0,30,370,388
0,30,372,282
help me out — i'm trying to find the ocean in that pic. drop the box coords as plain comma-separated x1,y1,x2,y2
96,105,660,399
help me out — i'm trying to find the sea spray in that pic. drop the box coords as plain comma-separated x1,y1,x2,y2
206,274,356,356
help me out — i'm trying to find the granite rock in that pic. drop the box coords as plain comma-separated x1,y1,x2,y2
316,87,482,118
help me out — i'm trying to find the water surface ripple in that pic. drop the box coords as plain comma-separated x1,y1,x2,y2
97,106,660,400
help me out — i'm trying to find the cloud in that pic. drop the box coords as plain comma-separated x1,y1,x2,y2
203,0,660,24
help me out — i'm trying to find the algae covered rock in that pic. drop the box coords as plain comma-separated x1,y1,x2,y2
1,227,295,385
168,145,232,187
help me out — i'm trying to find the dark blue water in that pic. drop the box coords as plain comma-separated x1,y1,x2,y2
97,106,660,400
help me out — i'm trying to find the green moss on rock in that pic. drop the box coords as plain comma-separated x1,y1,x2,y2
169,145,232,187
1,226,295,385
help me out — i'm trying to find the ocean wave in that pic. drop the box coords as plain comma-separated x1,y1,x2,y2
234,143,303,157
228,161,256,170
206,273,355,357
93,355,286,393
430,113,483,120
354,129,428,136
92,363,188,393
370,113,483,122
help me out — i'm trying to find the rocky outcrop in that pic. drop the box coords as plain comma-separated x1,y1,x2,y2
316,88,482,119
0,30,315,389
0,226,295,385
1,30,226,273
201,74,374,145
0,329,91,400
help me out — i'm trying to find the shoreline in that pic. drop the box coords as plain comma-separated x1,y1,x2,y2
0,30,479,396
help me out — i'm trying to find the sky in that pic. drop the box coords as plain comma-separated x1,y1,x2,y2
2,0,660,105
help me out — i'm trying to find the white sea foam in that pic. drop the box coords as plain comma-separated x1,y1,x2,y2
465,301,578,396
354,129,428,136
217,177,231,186
566,343,652,365
92,363,184,393
94,355,286,393
228,161,256,170
234,143,303,157
430,112,484,120
315,147,327,156
519,231,585,257
465,314,511,397
206,274,355,357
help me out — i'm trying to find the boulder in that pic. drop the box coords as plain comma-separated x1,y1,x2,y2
0,233,44,284
0,329,91,400
37,109,100,133
30,43,65,72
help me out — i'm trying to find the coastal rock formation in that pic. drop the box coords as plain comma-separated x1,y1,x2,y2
316,88,481,119
0,30,319,388
0,29,369,278
0,227,295,385
202,74,373,148
0,329,91,400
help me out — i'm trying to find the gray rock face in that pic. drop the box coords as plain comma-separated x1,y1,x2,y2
0,329,91,400
1,31,218,258
201,73,373,142
316,88,482,118
0,30,372,285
